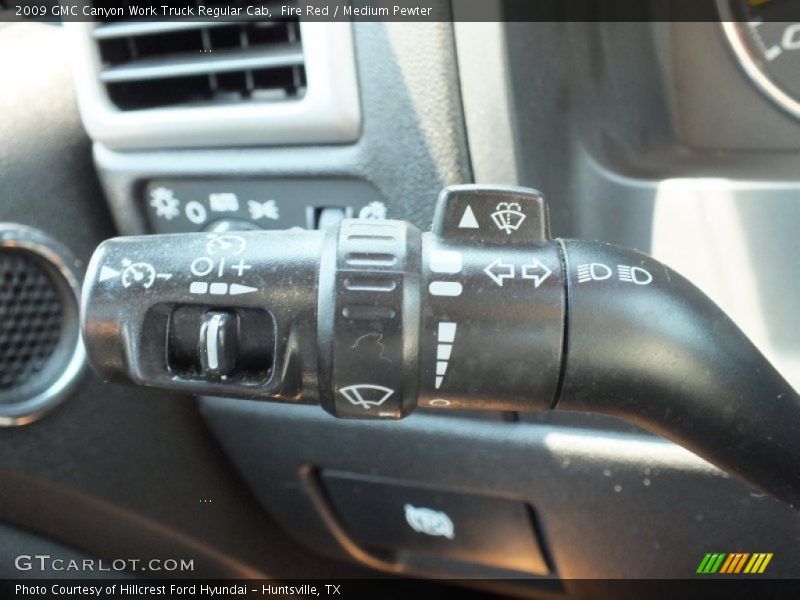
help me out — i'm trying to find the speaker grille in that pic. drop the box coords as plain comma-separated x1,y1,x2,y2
0,225,85,426
0,250,64,391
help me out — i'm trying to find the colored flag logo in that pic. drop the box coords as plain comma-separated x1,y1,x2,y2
696,553,773,574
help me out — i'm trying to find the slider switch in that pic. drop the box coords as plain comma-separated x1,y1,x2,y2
198,311,238,379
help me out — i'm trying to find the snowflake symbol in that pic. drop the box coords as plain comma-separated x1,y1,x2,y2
149,187,180,220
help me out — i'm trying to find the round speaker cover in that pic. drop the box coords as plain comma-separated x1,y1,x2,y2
0,224,85,425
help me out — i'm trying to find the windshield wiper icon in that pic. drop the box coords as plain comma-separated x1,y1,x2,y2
490,202,526,235
339,384,395,409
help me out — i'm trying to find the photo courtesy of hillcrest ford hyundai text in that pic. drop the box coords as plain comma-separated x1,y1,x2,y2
1,1,799,599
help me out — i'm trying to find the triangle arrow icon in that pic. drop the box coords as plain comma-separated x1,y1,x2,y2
99,265,120,282
458,205,479,229
229,284,258,296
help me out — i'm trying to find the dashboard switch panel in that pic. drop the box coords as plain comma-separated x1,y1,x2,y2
143,179,386,234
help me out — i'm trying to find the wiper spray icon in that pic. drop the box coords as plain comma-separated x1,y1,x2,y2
490,202,526,235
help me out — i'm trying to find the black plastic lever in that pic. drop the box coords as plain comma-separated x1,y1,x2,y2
80,185,800,507
557,239,800,508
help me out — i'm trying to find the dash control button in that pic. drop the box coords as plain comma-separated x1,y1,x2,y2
321,471,550,575
432,184,550,245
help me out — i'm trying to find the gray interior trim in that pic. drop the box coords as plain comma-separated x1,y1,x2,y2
453,20,519,185
66,21,361,150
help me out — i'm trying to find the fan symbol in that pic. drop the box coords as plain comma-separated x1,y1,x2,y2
490,202,526,234
149,187,180,220
247,200,280,221
339,384,395,409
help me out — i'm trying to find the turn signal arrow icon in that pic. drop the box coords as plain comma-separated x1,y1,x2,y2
483,258,553,288
521,259,552,288
483,259,515,286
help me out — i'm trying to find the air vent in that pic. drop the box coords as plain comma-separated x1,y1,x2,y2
66,18,360,149
94,18,306,110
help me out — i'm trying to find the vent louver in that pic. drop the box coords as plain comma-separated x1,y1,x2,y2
92,15,306,110
67,16,360,149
